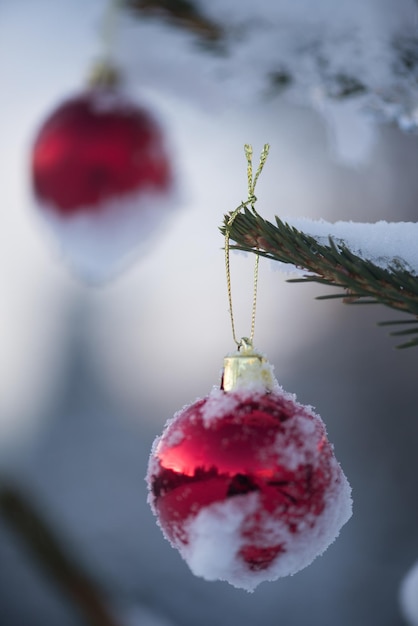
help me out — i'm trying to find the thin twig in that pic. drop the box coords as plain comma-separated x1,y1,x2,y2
0,482,123,626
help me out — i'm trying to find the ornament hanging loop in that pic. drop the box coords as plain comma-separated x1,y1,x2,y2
88,0,123,87
224,144,270,348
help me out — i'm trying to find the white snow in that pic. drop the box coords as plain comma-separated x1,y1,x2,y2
279,218,418,275
163,426,186,449
177,464,352,592
400,560,418,626
200,388,241,426
183,492,260,587
34,185,180,284
273,414,317,471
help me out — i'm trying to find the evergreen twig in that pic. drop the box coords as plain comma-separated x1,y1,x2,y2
0,482,122,626
124,0,223,42
221,209,418,348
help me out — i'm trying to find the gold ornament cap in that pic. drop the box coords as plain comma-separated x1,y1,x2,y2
87,59,121,89
221,338,276,392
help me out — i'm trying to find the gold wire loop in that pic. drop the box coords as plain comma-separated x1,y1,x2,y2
100,0,123,65
225,144,270,348
89,0,123,87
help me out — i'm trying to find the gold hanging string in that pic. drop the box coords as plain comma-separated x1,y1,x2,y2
101,0,122,64
224,144,270,348
89,0,123,86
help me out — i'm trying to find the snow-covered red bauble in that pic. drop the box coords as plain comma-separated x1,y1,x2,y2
147,345,352,591
31,70,175,282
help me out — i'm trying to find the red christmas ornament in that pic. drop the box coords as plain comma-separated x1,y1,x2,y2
147,345,352,591
31,66,175,282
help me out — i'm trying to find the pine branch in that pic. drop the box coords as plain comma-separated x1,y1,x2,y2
124,0,223,43
222,208,418,348
0,481,122,626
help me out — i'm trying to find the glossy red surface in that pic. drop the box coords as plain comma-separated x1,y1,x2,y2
149,391,337,571
32,89,172,215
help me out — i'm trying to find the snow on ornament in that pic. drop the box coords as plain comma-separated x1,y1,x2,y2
147,342,352,591
31,63,176,283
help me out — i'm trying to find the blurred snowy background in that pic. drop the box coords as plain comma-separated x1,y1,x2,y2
1,0,418,624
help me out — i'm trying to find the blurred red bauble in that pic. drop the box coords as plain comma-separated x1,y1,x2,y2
32,89,171,214
147,351,352,591
31,79,175,282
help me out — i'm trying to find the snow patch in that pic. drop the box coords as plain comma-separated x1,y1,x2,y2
34,184,180,284
281,218,418,275
200,388,241,426
183,492,260,587
177,469,351,592
274,414,317,471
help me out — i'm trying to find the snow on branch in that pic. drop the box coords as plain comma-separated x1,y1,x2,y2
124,0,418,158
223,210,418,348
